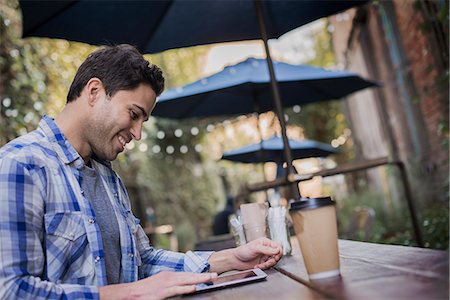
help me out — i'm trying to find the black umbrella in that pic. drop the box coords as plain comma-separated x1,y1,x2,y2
20,1,367,54
221,136,338,164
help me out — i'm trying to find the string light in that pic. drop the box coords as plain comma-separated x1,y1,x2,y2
24,112,35,123
139,143,148,152
180,145,188,154
152,145,161,153
166,145,175,154
190,127,199,136
5,109,18,117
33,101,43,111
174,129,183,137
18,128,27,135
126,141,135,150
2,97,11,107
156,131,165,139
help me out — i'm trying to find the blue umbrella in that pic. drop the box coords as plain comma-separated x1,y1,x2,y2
221,136,338,164
153,57,379,118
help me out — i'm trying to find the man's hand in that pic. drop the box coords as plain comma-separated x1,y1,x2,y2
99,271,217,300
233,237,283,270
209,237,282,273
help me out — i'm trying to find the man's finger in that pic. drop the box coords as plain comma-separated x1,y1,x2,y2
254,243,281,256
164,284,197,298
255,257,277,269
259,238,281,249
258,255,270,264
170,272,217,286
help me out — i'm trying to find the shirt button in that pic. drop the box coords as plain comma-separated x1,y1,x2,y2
113,192,118,197
88,218,95,224
80,190,85,195
95,256,100,263
128,253,134,258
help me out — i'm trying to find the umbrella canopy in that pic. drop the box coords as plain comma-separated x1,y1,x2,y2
153,57,379,118
221,136,338,164
20,0,367,54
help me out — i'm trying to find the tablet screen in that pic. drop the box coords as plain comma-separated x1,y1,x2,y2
210,270,258,285
194,268,267,293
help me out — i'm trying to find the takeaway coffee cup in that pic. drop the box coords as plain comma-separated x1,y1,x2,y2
289,197,340,280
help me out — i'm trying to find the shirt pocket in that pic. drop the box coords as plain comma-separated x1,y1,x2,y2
44,211,94,283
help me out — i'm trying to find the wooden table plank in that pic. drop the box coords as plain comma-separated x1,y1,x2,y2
176,268,326,300
276,238,449,300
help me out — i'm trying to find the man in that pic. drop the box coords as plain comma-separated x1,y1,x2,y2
0,44,282,299
212,196,235,235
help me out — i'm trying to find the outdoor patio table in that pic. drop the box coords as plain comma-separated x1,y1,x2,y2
178,238,448,299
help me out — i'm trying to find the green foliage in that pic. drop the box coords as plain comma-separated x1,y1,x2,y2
336,178,449,250
0,0,96,145
146,46,209,89
154,233,171,250
336,188,414,246
421,204,449,249
285,21,352,163
413,0,449,145
174,220,197,252
0,0,48,144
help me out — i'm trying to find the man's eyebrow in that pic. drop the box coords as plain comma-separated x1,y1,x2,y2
133,104,149,121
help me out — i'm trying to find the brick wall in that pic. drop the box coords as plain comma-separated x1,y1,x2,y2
393,0,449,181
329,1,449,204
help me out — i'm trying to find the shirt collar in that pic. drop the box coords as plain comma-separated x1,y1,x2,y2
39,115,81,165
38,115,113,168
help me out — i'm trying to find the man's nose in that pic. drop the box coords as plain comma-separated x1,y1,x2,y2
130,122,142,141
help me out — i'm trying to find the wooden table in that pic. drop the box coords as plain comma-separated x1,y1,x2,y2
180,238,448,299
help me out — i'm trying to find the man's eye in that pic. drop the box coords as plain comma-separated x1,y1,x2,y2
130,111,138,120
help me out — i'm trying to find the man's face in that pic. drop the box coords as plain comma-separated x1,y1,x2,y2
86,83,156,161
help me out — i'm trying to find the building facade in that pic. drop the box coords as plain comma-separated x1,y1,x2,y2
329,0,448,208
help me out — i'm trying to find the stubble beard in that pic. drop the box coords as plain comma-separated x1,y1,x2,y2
86,118,118,162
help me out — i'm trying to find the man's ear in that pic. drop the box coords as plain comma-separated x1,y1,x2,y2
85,78,104,107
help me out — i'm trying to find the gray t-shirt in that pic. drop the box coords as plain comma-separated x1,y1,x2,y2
81,165,121,284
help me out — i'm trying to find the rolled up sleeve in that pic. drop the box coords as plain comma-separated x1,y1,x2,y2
134,224,213,278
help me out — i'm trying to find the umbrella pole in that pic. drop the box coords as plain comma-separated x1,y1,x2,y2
254,0,301,199
254,113,273,203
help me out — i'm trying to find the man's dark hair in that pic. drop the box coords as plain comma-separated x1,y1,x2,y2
67,44,164,102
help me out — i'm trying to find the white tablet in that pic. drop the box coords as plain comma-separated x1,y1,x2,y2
194,268,267,293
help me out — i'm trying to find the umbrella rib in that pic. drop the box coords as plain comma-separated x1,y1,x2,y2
24,1,77,36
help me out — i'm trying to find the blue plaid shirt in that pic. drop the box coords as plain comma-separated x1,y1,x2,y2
0,116,212,299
